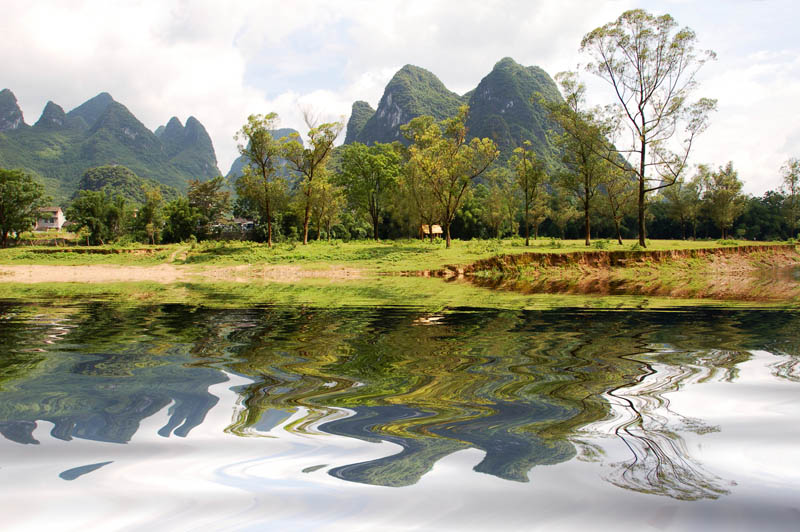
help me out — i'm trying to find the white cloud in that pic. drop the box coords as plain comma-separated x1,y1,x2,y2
1,0,798,192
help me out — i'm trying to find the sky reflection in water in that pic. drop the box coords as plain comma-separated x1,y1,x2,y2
0,303,799,530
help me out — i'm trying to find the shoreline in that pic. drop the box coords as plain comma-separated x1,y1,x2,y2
1,243,798,307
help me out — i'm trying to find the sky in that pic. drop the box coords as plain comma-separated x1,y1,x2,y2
1,0,798,195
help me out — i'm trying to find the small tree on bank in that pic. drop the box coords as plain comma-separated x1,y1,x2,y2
580,9,717,247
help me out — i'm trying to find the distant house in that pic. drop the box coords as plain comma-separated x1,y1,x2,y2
233,218,255,232
35,207,66,231
419,224,443,239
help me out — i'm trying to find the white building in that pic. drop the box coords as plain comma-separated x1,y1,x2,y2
35,207,66,231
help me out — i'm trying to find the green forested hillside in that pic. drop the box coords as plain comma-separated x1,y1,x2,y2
74,165,179,204
352,65,465,144
0,89,220,203
344,58,564,167
464,58,563,166
343,101,375,144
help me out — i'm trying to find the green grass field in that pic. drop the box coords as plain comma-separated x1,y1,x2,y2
0,237,782,272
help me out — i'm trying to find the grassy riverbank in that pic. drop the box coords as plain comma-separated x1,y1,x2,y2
0,237,782,271
1,238,797,309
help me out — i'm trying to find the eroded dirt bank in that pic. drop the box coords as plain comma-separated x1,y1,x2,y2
435,244,800,301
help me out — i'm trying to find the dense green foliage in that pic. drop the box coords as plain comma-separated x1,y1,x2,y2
0,90,220,202
0,168,47,247
66,189,128,245
336,142,402,240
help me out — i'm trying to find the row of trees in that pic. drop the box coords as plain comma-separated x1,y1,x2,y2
2,10,798,248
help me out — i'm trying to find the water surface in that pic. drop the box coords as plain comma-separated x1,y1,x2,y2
1,302,799,530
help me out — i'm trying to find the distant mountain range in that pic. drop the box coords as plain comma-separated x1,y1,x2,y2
0,89,220,202
344,57,564,168
1,57,565,203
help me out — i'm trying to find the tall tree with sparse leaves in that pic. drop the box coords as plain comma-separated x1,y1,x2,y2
510,141,548,246
541,72,608,246
581,9,717,247
283,112,343,244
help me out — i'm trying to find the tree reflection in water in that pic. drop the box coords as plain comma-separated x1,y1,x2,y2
1,302,799,501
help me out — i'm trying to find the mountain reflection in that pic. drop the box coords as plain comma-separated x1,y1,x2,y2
0,302,798,500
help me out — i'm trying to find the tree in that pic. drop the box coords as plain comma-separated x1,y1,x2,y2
581,9,717,247
283,112,344,244
510,141,548,246
162,197,201,243
0,168,47,247
600,164,636,244
551,193,580,239
662,175,703,239
481,168,518,238
234,113,287,247
399,116,443,242
402,106,498,248
187,176,230,239
542,72,608,246
310,175,345,241
701,162,745,239
66,189,125,245
782,157,799,238
136,185,164,244
337,142,402,240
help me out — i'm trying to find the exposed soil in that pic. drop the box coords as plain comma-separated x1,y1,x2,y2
449,244,800,302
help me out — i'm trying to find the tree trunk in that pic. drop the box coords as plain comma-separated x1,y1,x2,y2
584,204,591,246
1,231,7,248
302,198,311,245
445,222,451,248
524,205,530,246
614,219,623,245
638,177,646,248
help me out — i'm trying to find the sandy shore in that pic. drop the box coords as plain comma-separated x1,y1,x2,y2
0,264,364,284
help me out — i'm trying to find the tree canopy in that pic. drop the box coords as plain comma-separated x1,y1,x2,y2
0,168,47,247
